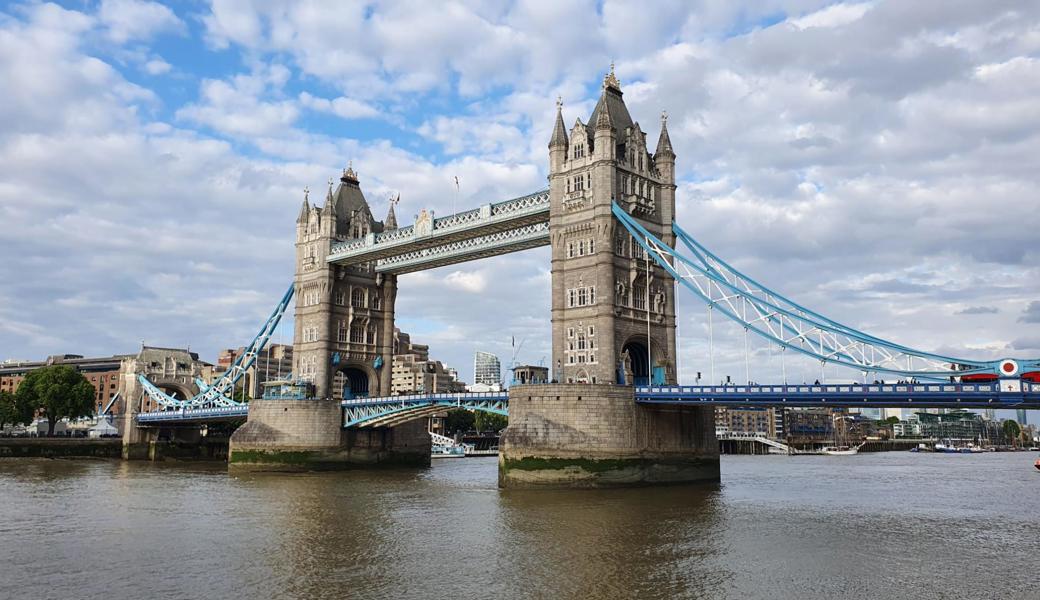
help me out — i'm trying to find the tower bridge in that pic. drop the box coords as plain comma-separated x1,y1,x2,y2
126,67,1039,486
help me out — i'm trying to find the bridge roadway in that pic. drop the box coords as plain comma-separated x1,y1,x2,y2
635,380,1040,410
136,380,1040,426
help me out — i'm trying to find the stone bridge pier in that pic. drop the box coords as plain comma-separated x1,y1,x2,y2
500,384,718,487
228,398,430,471
117,346,205,459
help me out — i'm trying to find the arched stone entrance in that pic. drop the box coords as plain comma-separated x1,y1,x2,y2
338,366,370,400
621,340,650,386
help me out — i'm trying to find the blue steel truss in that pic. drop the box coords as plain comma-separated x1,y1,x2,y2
132,380,1040,425
137,284,295,410
612,202,1040,378
637,380,1040,410
137,405,249,424
342,392,508,428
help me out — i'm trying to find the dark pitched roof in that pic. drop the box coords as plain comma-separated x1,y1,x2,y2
588,85,633,137
332,166,384,234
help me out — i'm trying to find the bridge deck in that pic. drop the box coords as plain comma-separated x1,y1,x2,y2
134,381,1040,425
637,381,1040,409
137,406,248,424
326,190,549,273
342,392,508,427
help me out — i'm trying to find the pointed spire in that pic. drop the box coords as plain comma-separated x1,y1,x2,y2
296,187,310,223
549,96,568,149
323,177,336,214
603,61,621,91
341,160,359,184
385,194,399,231
655,110,674,159
595,89,613,131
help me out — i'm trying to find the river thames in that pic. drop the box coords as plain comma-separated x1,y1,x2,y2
1,452,1038,600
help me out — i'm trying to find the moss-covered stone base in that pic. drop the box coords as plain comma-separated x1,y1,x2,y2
499,454,721,488
0,439,122,459
228,447,430,472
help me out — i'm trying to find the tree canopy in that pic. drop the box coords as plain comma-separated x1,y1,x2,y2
15,365,95,435
0,390,24,429
474,411,508,433
1002,419,1022,446
443,409,475,434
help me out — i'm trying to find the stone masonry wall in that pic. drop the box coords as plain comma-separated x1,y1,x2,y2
500,383,719,487
230,398,344,450
229,398,430,470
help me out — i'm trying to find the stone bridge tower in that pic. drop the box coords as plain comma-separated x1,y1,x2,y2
500,68,718,488
548,66,677,386
293,165,397,400
229,168,428,471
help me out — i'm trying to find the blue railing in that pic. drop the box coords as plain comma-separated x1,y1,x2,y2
342,392,508,427
637,381,1040,409
137,405,248,423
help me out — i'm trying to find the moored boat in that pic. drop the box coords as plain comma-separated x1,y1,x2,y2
431,444,465,458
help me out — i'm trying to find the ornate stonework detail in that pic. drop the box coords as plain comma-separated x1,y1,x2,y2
548,65,678,386
414,209,434,237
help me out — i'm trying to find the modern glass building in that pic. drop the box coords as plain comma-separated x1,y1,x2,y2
473,351,501,387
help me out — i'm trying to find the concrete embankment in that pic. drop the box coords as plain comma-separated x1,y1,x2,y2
0,438,122,459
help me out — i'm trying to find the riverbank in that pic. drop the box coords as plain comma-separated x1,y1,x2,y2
0,438,121,459
0,438,231,461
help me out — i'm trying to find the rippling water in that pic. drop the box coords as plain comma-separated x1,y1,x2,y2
1,453,1038,600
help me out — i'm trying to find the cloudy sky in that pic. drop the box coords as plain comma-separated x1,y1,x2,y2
1,0,1038,388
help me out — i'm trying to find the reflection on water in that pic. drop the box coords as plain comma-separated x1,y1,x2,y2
1,453,1038,600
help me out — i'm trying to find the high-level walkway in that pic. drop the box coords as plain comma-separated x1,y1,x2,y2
326,190,549,273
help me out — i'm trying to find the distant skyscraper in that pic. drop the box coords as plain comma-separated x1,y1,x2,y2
474,351,501,387
1016,409,1028,425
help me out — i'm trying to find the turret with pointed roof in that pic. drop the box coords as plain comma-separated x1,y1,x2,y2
549,97,568,149
296,188,310,224
655,112,674,160
385,194,399,231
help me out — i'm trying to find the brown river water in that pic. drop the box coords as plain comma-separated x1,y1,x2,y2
1,452,1038,600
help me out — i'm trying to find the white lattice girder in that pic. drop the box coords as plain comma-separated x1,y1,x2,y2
374,222,550,274
327,190,549,266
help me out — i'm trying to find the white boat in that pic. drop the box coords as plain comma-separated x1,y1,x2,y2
431,444,465,458
821,445,860,456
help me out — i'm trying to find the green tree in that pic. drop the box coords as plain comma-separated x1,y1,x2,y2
0,390,22,430
1002,419,1021,447
474,411,508,433
15,365,95,436
883,416,901,425
444,409,475,434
